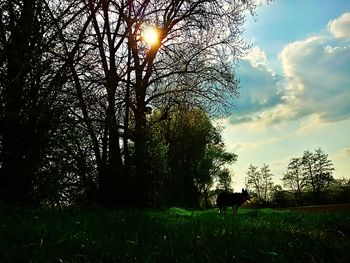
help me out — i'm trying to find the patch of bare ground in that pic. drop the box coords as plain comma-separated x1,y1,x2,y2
275,203,350,213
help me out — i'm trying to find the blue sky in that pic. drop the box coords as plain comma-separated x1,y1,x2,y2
222,0,350,190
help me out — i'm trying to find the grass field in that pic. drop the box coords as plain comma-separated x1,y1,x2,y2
0,204,349,262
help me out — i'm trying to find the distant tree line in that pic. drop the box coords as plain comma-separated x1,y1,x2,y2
0,0,256,207
244,148,350,207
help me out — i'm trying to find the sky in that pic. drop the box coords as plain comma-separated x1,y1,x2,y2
222,0,350,190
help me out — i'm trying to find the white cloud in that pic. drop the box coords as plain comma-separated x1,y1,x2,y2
230,47,283,128
244,46,268,67
279,36,324,78
230,13,350,129
328,12,350,40
243,46,276,75
278,36,350,123
234,34,350,129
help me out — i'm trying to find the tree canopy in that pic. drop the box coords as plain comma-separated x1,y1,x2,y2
0,0,253,206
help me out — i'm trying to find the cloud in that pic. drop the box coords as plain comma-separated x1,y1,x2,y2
328,12,350,40
229,48,282,126
232,14,350,129
244,46,267,66
228,134,292,154
243,46,276,76
278,35,350,123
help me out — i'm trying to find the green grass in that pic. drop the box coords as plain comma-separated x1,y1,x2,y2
0,205,349,262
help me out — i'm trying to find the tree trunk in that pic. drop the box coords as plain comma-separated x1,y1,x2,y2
134,104,149,206
98,81,124,206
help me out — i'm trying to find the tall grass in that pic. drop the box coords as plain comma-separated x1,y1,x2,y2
0,204,349,262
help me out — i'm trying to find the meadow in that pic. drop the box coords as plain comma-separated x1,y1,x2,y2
0,204,349,262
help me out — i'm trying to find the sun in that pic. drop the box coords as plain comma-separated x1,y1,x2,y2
142,26,160,47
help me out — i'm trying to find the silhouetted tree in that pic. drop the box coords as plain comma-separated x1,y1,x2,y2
329,178,350,203
271,184,286,207
245,164,261,200
0,0,74,204
208,138,238,195
64,0,259,206
201,139,237,207
150,106,236,207
123,0,256,205
0,0,262,207
302,148,334,203
283,157,305,205
246,164,273,202
260,164,273,201
217,168,233,192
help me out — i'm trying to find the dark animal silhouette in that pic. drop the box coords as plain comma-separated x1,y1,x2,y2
217,189,250,215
